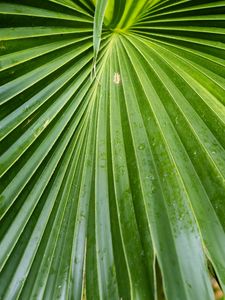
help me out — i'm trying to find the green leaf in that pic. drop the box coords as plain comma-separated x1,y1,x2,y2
93,0,108,63
1,1,225,300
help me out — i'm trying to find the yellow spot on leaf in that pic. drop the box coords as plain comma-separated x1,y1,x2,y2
113,72,121,84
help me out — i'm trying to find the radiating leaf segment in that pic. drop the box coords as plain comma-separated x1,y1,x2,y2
0,0,225,299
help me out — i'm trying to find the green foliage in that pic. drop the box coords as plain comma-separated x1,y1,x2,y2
0,0,225,299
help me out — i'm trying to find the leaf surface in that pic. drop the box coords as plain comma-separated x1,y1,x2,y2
0,1,225,299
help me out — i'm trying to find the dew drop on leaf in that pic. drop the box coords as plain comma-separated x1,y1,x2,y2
138,143,145,150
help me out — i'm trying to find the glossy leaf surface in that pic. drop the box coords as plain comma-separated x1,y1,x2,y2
0,1,225,299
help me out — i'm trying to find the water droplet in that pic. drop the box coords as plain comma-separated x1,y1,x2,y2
138,143,145,150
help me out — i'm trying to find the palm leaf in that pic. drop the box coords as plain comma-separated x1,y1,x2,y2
0,0,225,299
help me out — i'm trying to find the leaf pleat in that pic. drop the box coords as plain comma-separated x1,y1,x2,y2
1,1,225,299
